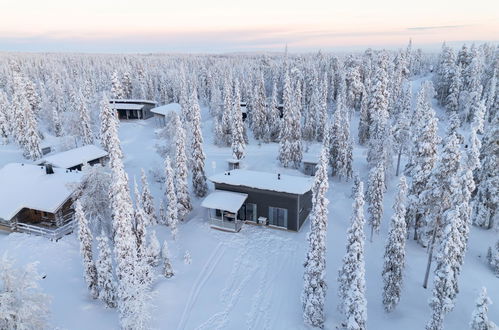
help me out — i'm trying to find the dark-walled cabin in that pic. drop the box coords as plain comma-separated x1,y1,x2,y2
110,99,157,120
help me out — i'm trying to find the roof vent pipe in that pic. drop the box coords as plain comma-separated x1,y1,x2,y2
278,173,281,180
45,163,54,175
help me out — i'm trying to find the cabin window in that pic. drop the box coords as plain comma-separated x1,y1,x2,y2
244,203,257,222
268,207,288,228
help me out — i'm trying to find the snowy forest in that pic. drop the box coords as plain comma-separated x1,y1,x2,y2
0,41,498,330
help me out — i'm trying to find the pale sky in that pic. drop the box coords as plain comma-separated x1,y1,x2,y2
0,0,497,53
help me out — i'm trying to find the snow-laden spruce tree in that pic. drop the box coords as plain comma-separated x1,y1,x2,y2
140,169,156,225
302,144,330,328
190,88,208,197
134,201,148,256
76,91,94,145
367,162,385,242
164,156,179,240
0,255,51,329
146,230,161,267
265,80,281,143
220,77,233,146
421,132,462,288
252,72,267,141
392,81,412,176
330,92,353,181
338,181,367,330
174,116,192,218
20,90,42,160
367,52,390,170
382,176,408,312
487,240,499,277
77,164,113,236
406,83,439,241
96,231,117,308
470,287,497,330
0,91,9,143
426,189,464,330
358,86,370,146
304,72,320,142
316,75,329,143
472,111,498,230
111,70,125,99
99,94,117,153
445,61,462,114
162,240,174,278
278,68,303,168
231,80,246,160
75,200,99,299
105,103,141,328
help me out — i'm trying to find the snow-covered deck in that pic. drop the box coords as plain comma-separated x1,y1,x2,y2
39,145,108,169
201,191,248,232
109,103,145,110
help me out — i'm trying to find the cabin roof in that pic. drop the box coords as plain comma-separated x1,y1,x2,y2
209,169,313,195
39,145,108,169
109,99,157,105
110,103,145,110
0,163,82,221
150,103,181,116
201,190,248,213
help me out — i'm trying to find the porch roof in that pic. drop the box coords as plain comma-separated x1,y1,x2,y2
201,190,248,213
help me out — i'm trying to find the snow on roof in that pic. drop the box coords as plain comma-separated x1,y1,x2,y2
110,103,145,110
201,190,248,213
209,170,313,195
109,99,157,105
39,145,108,169
0,163,82,221
150,103,181,116
302,154,319,164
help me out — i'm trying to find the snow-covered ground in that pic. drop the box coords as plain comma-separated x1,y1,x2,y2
0,77,497,329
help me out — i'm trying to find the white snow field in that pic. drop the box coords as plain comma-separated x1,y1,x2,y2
0,77,497,330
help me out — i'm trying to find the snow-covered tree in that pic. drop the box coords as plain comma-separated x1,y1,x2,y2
445,62,462,113
140,169,156,225
426,193,464,330
367,53,390,170
279,68,303,168
146,230,161,267
231,80,246,160
220,77,233,146
251,72,267,140
392,81,412,176
265,80,281,142
190,89,209,198
470,287,497,330
302,145,330,328
161,240,174,278
164,156,179,240
330,92,353,181
406,83,439,241
0,255,51,329
382,176,408,312
367,162,385,241
77,164,113,236
111,70,125,99
0,91,9,143
99,95,117,153
487,240,499,277
76,91,94,145
174,117,192,217
338,182,367,330
75,200,99,299
184,250,192,264
472,112,498,229
134,199,148,256
358,86,370,145
105,101,140,327
96,232,117,308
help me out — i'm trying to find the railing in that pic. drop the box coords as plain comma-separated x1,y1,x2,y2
209,217,243,232
16,219,76,241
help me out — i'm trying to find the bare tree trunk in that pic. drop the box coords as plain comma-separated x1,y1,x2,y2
423,219,439,289
370,224,374,243
413,213,420,241
396,148,402,177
